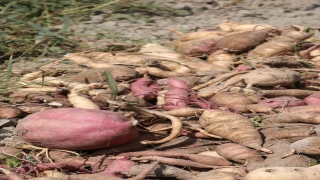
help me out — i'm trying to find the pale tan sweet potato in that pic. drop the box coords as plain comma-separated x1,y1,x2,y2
218,29,272,53
263,112,320,124
66,67,138,83
190,171,237,180
216,143,264,164
262,89,318,98
207,50,237,70
174,29,271,57
248,30,313,58
199,110,272,153
173,37,221,57
288,136,320,156
276,105,320,113
214,68,301,93
118,150,232,166
247,140,317,171
0,107,23,118
260,127,315,143
210,92,256,112
246,166,320,180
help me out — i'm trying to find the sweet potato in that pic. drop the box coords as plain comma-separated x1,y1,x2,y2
247,140,317,171
248,30,313,58
210,92,256,112
214,68,301,93
263,112,320,124
175,29,270,57
157,77,200,87
262,89,317,98
0,107,23,118
134,66,191,78
131,77,160,100
15,108,139,150
66,67,138,83
304,92,320,105
118,150,232,166
218,29,271,53
207,50,237,70
164,78,188,110
164,107,205,117
139,43,183,60
287,136,320,156
276,105,320,113
216,20,276,32
260,126,315,142
259,96,305,108
173,37,221,57
130,156,221,169
75,52,161,66
216,143,264,163
139,43,228,72
191,171,237,180
164,78,210,110
246,167,320,180
176,31,226,42
199,110,272,153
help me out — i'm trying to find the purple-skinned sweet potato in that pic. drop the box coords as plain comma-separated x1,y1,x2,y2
15,108,139,150
131,77,160,100
304,92,320,105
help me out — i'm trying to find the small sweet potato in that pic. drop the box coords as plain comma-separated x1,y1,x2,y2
259,96,305,108
260,127,315,143
164,78,189,110
304,92,320,105
216,143,264,163
247,140,317,171
263,112,320,124
218,29,271,53
200,110,271,153
246,166,320,180
214,68,301,93
191,171,237,180
289,136,320,156
15,108,139,150
66,67,138,83
0,107,23,118
131,77,160,100
210,92,256,112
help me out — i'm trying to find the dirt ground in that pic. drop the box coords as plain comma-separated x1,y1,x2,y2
69,0,320,46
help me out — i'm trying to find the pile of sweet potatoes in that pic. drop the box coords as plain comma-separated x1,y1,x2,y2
1,20,320,180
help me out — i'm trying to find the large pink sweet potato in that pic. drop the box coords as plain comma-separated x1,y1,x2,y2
15,108,139,150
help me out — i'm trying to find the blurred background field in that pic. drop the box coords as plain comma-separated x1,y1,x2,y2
0,0,319,92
